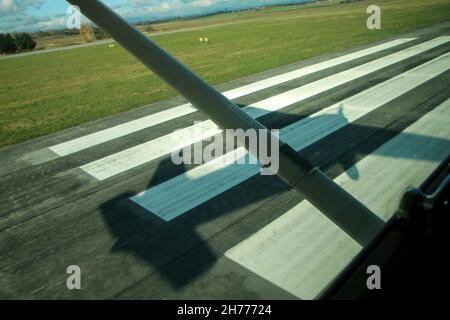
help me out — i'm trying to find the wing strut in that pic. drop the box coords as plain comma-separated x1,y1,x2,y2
67,0,384,246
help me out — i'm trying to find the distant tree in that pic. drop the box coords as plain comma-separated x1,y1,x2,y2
0,34,5,53
80,23,96,43
13,33,36,51
0,33,17,54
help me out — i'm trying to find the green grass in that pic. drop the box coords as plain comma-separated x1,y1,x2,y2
0,0,449,148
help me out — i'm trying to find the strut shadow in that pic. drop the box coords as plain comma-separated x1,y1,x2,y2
100,104,450,290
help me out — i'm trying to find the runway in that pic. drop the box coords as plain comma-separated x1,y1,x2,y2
0,22,449,299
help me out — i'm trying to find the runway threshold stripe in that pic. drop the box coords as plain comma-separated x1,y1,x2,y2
49,38,414,157
130,52,450,221
225,98,450,300
80,37,449,181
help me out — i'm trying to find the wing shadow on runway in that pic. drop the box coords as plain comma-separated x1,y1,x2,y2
100,103,450,292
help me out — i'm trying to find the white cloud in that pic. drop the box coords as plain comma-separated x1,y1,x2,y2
0,0,308,33
0,0,43,15
0,0,52,33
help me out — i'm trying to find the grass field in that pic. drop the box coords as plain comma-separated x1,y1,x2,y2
33,0,342,48
1,0,449,148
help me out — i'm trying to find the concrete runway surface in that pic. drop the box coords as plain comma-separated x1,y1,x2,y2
0,22,449,299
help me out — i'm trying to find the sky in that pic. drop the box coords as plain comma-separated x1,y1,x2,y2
0,0,309,33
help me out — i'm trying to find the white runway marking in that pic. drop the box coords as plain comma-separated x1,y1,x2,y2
80,37,449,181
130,52,450,221
225,98,450,300
49,38,414,157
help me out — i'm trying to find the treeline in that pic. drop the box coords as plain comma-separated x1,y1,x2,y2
0,33,36,54
31,26,110,41
31,29,79,38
